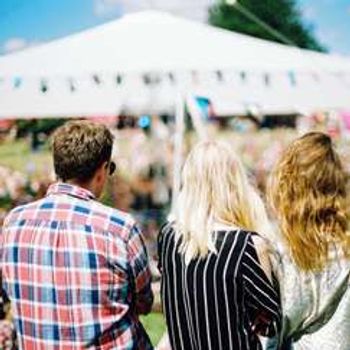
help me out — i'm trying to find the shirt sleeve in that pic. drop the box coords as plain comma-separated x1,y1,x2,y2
127,224,154,315
242,234,281,337
0,226,6,319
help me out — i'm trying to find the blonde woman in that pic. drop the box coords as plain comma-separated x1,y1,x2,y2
158,141,281,350
268,132,350,350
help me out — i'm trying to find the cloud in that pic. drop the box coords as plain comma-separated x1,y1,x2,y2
93,0,123,17
301,5,317,21
2,37,40,54
3,38,28,53
317,28,341,43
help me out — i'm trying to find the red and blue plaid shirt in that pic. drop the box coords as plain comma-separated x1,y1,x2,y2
0,183,154,350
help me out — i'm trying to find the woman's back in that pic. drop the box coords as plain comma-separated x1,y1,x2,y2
158,224,281,350
275,244,350,350
293,285,350,350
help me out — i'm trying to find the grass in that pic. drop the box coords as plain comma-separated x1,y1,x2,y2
0,139,52,177
141,313,167,346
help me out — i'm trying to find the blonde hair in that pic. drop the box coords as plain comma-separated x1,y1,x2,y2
268,132,350,271
174,140,272,263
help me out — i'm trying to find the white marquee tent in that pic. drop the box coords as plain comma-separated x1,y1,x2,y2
1,10,350,118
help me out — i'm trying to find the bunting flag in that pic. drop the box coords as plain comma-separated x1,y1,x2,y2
4,70,347,96
1,69,350,119
192,96,216,120
185,95,214,139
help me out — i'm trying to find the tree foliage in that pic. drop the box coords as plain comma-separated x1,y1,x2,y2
16,119,66,137
209,0,326,52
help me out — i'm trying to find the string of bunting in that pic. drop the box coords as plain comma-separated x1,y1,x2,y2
0,69,349,94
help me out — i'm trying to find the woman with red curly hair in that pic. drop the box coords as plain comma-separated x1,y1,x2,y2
268,132,350,350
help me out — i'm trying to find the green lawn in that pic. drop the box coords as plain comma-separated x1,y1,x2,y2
0,139,51,176
141,312,166,346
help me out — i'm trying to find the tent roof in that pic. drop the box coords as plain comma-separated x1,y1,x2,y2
0,11,350,117
1,10,350,77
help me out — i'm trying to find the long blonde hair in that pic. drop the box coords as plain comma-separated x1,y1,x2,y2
174,140,271,263
268,132,350,271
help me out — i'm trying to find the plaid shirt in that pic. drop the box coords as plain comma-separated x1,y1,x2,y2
0,183,153,350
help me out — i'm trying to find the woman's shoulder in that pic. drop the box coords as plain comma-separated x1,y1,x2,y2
158,221,176,245
242,232,275,283
217,229,274,263
213,226,252,246
213,224,254,238
249,233,276,257
160,221,175,234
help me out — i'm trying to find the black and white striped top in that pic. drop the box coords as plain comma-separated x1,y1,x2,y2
158,225,281,350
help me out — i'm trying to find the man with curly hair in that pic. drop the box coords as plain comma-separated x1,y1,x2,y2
1,120,154,349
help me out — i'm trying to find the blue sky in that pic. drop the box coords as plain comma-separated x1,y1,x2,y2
300,0,350,54
0,0,349,55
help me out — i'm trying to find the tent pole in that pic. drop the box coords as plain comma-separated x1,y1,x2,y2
170,92,185,215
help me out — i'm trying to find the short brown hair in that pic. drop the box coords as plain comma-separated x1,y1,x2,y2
268,132,350,271
52,120,114,182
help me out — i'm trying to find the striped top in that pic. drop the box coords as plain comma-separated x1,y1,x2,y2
158,225,281,350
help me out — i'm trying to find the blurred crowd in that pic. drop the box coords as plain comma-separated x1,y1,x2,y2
1,111,350,239
0,111,350,348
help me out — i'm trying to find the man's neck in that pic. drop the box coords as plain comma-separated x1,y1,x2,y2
65,179,97,197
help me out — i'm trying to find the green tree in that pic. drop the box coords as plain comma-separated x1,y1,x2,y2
209,0,326,52
16,119,66,150
16,119,66,137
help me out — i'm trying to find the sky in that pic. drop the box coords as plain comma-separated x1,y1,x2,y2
0,0,349,56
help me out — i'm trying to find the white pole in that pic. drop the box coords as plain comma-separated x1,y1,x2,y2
170,92,185,214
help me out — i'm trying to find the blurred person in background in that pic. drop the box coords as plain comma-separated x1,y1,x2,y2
1,120,153,349
0,290,15,350
158,141,281,350
268,132,350,350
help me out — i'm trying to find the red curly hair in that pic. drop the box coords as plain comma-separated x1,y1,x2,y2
268,132,350,271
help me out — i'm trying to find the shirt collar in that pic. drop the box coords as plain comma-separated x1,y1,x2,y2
46,182,96,201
